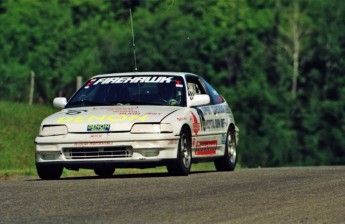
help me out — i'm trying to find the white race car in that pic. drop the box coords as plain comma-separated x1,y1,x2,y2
35,72,239,179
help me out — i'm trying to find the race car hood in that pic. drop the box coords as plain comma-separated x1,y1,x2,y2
42,106,180,132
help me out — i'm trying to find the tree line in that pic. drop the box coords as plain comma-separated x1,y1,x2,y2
0,0,344,167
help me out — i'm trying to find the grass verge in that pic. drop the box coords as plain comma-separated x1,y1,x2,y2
0,101,57,172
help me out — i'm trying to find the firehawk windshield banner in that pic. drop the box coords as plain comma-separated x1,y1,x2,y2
93,76,173,85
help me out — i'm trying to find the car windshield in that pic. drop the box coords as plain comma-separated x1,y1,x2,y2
65,75,187,108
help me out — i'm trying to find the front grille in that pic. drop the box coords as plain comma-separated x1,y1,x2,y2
63,146,133,160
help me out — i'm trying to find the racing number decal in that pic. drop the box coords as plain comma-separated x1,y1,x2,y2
65,110,88,115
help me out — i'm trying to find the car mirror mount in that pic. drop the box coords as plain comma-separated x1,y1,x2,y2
189,95,210,107
53,97,67,109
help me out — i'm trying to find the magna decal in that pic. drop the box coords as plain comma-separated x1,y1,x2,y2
93,76,173,85
195,140,217,155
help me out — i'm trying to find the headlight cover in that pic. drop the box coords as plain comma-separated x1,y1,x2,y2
131,123,173,133
40,125,68,136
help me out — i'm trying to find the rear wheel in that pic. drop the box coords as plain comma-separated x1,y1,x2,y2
36,165,63,180
167,127,192,176
94,167,115,178
214,128,237,171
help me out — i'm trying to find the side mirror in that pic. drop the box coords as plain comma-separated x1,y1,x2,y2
189,95,210,107
53,97,67,109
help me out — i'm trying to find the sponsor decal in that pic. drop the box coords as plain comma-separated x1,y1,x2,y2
197,105,229,116
74,142,112,147
204,119,226,130
90,107,153,115
199,106,213,116
57,114,148,123
87,124,110,132
102,107,141,115
195,140,217,155
175,80,183,88
188,84,195,100
146,112,161,115
190,111,200,135
85,79,97,89
168,140,177,145
216,96,224,103
212,105,229,115
195,107,206,131
177,117,186,121
93,76,173,85
221,134,226,144
194,106,228,131
90,108,162,116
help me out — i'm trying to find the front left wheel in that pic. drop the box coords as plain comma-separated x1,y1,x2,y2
36,165,63,180
167,127,192,176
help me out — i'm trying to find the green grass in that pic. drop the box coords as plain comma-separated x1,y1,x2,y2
0,101,57,170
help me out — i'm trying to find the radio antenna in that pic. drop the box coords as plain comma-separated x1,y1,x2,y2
129,8,138,71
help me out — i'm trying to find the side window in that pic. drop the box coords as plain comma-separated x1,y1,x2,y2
186,76,207,100
202,79,224,104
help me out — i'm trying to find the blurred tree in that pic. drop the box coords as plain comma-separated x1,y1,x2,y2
0,0,102,102
299,0,345,165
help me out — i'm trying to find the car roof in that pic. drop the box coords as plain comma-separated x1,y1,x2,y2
92,72,198,79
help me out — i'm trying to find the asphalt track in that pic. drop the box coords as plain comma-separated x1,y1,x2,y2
1,166,345,224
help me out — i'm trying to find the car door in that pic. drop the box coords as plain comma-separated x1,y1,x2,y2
201,78,231,147
186,75,224,158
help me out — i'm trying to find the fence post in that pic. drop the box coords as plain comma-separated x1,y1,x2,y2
76,76,82,91
29,71,35,105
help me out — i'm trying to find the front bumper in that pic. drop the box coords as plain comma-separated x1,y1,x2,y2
35,132,179,168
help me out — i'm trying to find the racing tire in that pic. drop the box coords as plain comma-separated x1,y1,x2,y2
94,167,115,178
167,127,192,176
214,128,237,171
36,165,63,180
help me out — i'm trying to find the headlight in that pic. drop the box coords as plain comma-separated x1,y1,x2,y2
40,125,68,136
131,123,173,133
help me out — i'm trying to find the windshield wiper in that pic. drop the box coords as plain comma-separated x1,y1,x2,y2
66,100,109,108
110,100,163,106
